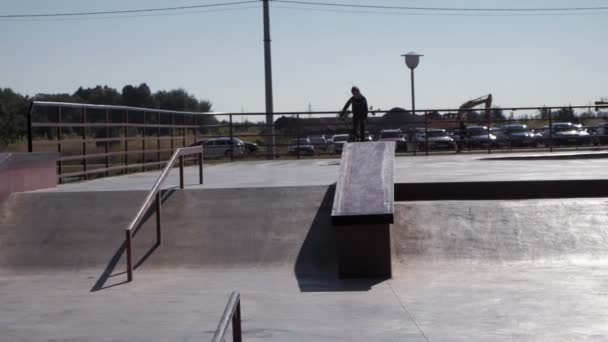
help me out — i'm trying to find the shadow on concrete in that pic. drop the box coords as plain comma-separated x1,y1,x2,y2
90,189,176,292
395,180,608,201
294,185,388,292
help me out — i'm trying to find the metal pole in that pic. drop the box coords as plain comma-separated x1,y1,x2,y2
126,230,133,282
548,108,553,152
263,0,275,160
57,107,63,184
125,110,129,174
157,111,161,170
410,68,416,117
142,112,146,173
179,155,184,189
199,152,203,184
424,112,429,156
296,113,301,159
229,114,234,162
487,108,492,154
105,108,110,176
155,191,161,245
82,107,87,180
27,102,33,152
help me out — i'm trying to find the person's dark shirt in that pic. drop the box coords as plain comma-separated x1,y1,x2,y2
341,95,369,118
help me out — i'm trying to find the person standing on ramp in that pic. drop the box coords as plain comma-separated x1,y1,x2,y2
340,86,369,142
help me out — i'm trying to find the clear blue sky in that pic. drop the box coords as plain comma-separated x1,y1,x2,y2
1,0,607,113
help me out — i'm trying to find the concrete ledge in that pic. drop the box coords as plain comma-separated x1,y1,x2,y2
331,142,395,225
331,142,394,278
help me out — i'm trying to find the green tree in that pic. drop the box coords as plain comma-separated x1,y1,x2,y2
74,85,121,105
0,88,29,150
121,83,154,107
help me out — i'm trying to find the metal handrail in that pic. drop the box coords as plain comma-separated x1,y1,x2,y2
211,291,242,342
125,145,203,282
30,100,225,116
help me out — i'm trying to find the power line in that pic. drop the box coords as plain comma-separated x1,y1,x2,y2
0,6,259,22
272,0,608,12
0,1,258,18
271,4,608,17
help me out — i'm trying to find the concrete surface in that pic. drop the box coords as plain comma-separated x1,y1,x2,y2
38,150,608,193
2,185,608,341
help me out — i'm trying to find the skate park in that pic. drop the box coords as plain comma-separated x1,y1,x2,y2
2,139,608,341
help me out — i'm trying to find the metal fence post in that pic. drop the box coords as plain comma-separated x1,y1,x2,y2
57,107,63,183
105,108,110,177
229,114,234,162
142,111,146,172
125,110,129,174
548,108,553,152
199,152,203,185
424,111,429,156
27,102,33,152
179,155,184,189
296,113,301,159
487,108,492,154
170,113,175,150
157,111,161,170
82,107,88,180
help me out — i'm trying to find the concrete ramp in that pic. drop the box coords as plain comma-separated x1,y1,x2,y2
0,186,335,273
3,187,608,273
392,199,608,264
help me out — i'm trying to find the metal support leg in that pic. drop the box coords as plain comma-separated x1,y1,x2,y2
179,155,184,189
126,230,133,282
155,191,161,245
232,302,242,342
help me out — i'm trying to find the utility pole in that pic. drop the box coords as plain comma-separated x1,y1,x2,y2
263,0,275,159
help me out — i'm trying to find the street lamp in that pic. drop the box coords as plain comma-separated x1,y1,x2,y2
401,52,423,115
401,52,424,154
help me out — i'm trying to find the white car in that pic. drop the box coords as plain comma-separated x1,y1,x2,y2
414,129,456,151
330,134,350,154
197,137,245,158
379,129,407,151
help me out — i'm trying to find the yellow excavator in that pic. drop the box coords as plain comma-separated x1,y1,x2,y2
438,94,493,129
595,97,608,111
457,94,493,123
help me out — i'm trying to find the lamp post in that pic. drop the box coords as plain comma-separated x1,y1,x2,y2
401,52,424,154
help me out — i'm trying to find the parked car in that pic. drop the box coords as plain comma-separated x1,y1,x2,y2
330,134,350,154
591,124,608,146
195,137,245,157
379,129,407,151
309,135,328,152
288,138,315,155
497,124,539,147
542,122,592,146
414,129,457,151
457,126,497,149
234,138,258,153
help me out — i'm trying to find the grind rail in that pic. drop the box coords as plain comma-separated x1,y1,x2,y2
125,145,203,282
211,291,243,342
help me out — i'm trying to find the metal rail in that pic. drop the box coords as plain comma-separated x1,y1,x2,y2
125,145,203,282
211,291,242,342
